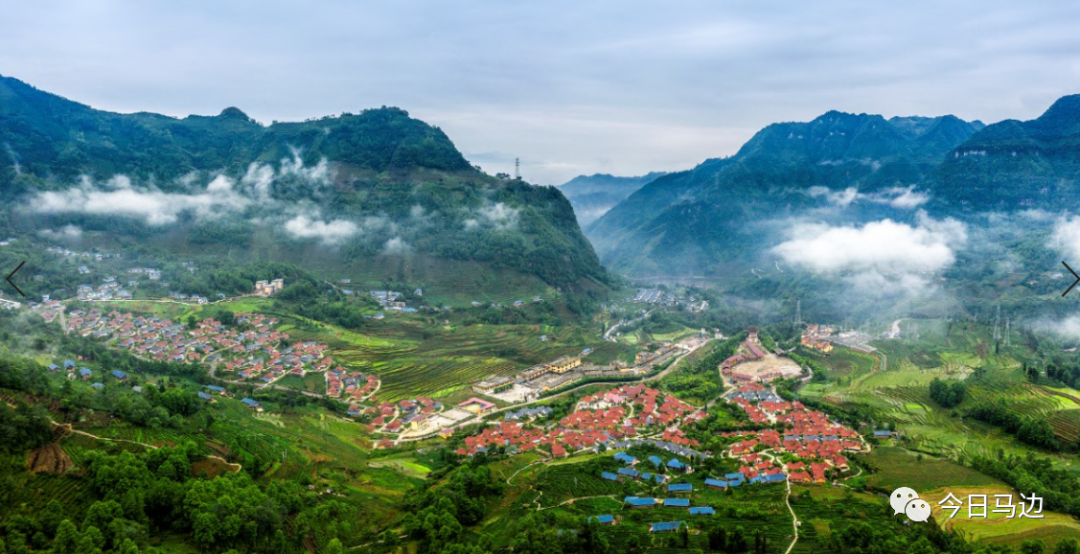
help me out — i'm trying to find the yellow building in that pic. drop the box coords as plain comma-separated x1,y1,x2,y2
548,356,581,374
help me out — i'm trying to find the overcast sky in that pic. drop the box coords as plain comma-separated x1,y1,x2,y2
3,1,1080,185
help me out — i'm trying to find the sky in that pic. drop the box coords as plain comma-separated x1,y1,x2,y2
3,1,1080,185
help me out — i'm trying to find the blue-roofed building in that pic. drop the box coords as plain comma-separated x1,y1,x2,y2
650,521,684,533
724,472,744,482
198,391,213,401
79,368,92,379
588,515,615,525
64,360,76,369
653,474,669,484
641,472,652,481
728,480,743,487
111,370,128,381
622,455,637,464
873,430,893,438
648,455,662,468
601,472,619,481
763,473,787,484
617,467,639,479
663,498,690,507
613,452,629,462
705,478,728,490
241,398,263,412
91,382,104,389
689,507,715,515
749,476,762,485
668,483,693,493
625,497,655,508
206,385,225,393
48,364,60,371
667,458,685,471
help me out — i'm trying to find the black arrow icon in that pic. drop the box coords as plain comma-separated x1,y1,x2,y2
6,261,25,297
1063,261,1080,297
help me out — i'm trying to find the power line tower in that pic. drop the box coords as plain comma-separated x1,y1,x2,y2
993,305,1001,341
794,299,802,326
514,157,520,180
1004,317,1011,347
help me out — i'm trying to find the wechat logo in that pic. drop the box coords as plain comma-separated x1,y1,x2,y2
891,487,930,522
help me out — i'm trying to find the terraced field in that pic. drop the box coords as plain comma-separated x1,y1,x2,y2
922,485,1080,550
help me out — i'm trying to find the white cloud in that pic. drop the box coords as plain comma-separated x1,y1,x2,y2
773,212,965,294
241,149,331,199
383,236,412,254
807,185,929,209
881,186,929,209
808,186,859,207
1049,215,1080,261
30,174,249,225
283,214,357,245
38,224,83,240
466,202,520,231
3,142,21,175
1031,315,1080,343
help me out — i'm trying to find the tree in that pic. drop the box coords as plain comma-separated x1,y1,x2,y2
708,526,727,551
1021,540,1047,554
1055,539,1079,554
680,522,689,548
326,538,344,554
52,520,80,554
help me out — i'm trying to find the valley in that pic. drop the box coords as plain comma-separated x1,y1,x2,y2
3,75,1080,554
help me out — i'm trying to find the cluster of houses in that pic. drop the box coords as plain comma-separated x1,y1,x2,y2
719,383,865,485
801,324,836,352
253,279,285,297
577,385,704,429
44,246,121,261
362,397,442,434
327,369,379,401
454,385,707,458
369,290,418,313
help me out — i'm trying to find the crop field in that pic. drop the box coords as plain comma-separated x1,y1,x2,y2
862,447,1003,492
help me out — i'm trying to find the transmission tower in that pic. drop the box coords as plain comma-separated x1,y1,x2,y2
993,305,1001,341
514,157,520,180
1004,317,1011,347
794,299,802,326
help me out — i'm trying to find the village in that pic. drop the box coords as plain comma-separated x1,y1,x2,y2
453,383,707,458
33,302,383,405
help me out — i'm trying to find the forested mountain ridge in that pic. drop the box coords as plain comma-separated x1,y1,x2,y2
557,171,667,226
0,75,609,298
932,94,1080,211
586,111,983,277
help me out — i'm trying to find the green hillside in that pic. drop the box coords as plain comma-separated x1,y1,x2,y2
0,75,609,304
586,111,982,278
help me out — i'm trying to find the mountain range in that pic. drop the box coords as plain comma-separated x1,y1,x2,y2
557,172,667,226
0,75,609,304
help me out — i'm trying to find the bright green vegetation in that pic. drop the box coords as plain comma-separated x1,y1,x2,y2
862,447,1004,492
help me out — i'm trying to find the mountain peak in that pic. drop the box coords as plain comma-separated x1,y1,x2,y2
217,106,254,122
